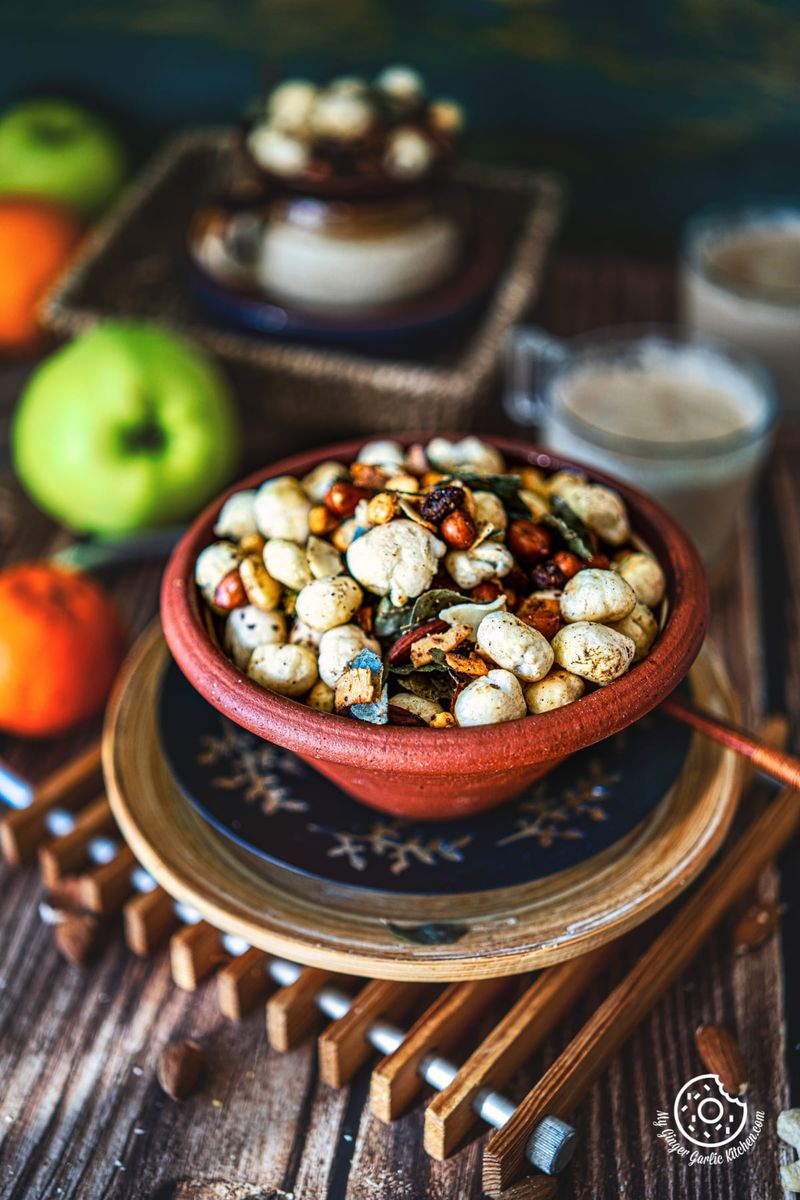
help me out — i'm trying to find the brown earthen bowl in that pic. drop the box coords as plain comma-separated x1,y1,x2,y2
161,434,708,821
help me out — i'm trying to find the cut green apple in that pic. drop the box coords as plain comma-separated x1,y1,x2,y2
0,99,126,218
12,321,241,535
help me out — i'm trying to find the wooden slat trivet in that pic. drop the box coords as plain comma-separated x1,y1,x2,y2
371,976,511,1122
0,740,103,866
318,979,434,1088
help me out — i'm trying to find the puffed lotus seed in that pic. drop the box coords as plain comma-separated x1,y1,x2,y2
254,476,311,543
782,1161,800,1194
439,595,506,636
248,127,310,176
267,80,318,134
477,611,554,683
778,1109,800,1152
195,541,240,604
384,127,434,180
525,668,586,714
472,490,507,537
426,436,505,476
552,622,635,684
306,535,342,580
239,554,282,612
296,575,363,632
289,618,322,648
446,541,514,591
307,679,335,713
302,460,347,502
609,601,658,662
389,693,443,724
550,476,630,546
317,624,381,688
454,669,527,727
356,440,406,470
214,491,258,540
346,519,445,608
560,569,637,624
247,643,318,697
224,607,286,670
263,539,313,591
613,551,666,608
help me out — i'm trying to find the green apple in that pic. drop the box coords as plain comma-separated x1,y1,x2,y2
12,321,241,535
0,99,126,218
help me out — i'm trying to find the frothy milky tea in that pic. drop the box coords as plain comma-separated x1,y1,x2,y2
542,340,772,568
682,208,800,416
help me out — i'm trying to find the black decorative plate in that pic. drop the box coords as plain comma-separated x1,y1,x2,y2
159,657,692,899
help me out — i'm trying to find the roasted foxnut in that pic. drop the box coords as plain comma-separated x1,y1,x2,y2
507,519,552,563
440,509,476,549
385,474,419,494
366,492,398,525
240,554,282,611
552,550,583,580
213,568,247,611
309,504,339,536
324,481,373,518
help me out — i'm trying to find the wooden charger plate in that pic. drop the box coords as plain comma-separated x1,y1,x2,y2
104,624,743,981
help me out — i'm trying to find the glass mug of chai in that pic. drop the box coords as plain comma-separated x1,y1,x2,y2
504,325,776,574
681,201,800,419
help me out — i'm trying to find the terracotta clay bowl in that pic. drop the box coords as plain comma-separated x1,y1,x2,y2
161,434,709,821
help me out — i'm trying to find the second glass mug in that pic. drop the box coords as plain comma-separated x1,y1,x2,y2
503,323,776,571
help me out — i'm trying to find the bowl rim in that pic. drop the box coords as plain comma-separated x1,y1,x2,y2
161,432,709,775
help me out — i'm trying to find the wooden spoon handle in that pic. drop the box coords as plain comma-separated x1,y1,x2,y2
661,695,800,792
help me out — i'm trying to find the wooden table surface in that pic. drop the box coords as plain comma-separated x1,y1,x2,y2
0,256,796,1200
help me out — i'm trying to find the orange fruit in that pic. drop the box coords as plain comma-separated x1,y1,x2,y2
0,562,125,736
0,197,82,355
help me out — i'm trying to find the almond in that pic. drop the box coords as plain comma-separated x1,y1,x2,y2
158,1039,205,1100
731,901,781,954
694,1023,748,1096
386,617,449,665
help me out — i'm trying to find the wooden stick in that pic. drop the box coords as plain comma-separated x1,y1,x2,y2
318,980,433,1088
425,946,612,1160
170,921,229,990
1,741,103,866
38,795,113,889
267,966,340,1052
216,948,270,1020
662,696,800,791
482,781,800,1192
371,978,511,1123
78,846,136,915
123,886,180,956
